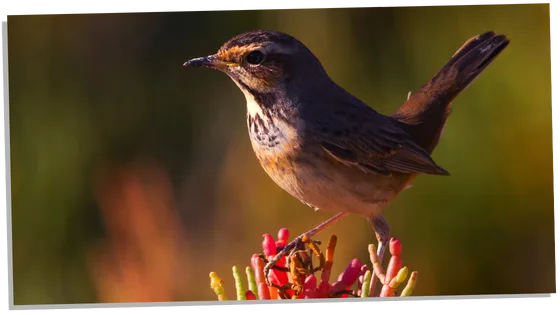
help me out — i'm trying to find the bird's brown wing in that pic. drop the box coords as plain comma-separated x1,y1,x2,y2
314,104,449,177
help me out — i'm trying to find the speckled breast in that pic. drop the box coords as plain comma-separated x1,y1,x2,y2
247,113,307,202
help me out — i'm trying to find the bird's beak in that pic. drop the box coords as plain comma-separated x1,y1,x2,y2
183,55,237,70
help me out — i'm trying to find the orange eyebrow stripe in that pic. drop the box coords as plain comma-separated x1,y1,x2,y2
217,43,263,61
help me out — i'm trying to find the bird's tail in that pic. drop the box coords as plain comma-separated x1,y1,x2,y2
392,31,509,154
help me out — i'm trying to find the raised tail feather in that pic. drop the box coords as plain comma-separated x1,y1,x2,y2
392,31,510,154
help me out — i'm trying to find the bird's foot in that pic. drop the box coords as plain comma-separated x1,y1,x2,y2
264,235,305,286
263,212,349,286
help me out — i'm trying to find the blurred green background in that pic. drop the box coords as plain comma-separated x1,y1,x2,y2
7,4,554,304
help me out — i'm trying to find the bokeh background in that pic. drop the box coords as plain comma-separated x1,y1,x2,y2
7,3,554,304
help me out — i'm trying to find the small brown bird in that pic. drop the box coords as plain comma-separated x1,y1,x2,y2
184,30,509,291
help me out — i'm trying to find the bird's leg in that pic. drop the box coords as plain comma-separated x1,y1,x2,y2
368,214,390,297
263,212,350,286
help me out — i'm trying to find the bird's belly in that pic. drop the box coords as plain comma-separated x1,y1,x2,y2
249,129,306,203
252,137,412,218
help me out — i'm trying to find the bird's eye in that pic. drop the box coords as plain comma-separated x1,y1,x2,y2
246,50,266,65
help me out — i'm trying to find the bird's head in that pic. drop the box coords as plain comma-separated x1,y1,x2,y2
184,30,330,101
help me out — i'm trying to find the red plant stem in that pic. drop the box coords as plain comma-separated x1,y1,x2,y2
271,257,289,283
262,234,276,256
380,238,402,297
340,258,362,286
262,234,289,287
245,290,257,300
303,274,317,299
317,280,330,298
277,228,289,246
269,286,278,299
251,254,265,285
251,255,272,299
321,261,333,283
258,282,271,300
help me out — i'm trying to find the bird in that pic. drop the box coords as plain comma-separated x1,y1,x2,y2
184,30,509,293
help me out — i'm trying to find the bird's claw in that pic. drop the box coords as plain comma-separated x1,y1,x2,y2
263,235,306,286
